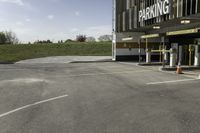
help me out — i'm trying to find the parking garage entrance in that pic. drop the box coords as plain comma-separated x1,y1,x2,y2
141,29,200,67
169,33,200,66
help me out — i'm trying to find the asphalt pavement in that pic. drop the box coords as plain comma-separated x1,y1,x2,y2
0,61,200,133
16,56,112,63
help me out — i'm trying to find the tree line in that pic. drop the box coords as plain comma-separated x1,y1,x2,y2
33,35,112,44
77,35,112,42
0,31,19,45
0,30,112,45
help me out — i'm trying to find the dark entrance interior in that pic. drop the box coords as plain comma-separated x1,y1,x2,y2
168,33,200,65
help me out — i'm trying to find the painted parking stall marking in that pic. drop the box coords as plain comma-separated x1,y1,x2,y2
0,94,68,119
147,78,200,85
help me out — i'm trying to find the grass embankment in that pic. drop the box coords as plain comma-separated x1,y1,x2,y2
0,42,112,62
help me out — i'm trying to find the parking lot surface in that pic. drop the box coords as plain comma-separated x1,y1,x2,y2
16,56,111,63
0,62,200,133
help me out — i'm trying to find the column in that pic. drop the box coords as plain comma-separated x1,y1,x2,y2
170,48,177,67
178,45,183,65
146,49,151,63
164,52,168,62
194,45,200,66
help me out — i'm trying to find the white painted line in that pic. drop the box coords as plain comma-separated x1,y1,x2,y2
0,94,68,119
0,78,49,84
147,78,199,85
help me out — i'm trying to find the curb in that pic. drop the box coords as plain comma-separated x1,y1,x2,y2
161,66,200,71
138,63,166,66
0,61,14,64
70,60,115,63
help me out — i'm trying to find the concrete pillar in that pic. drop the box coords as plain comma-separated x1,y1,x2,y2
170,48,177,67
146,49,151,63
164,52,168,62
178,46,183,65
194,45,200,66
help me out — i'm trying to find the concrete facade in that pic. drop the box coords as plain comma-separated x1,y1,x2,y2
113,0,200,66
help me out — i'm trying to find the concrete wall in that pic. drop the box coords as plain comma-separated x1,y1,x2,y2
112,32,162,61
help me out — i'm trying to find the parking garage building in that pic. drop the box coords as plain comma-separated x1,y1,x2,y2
112,0,200,67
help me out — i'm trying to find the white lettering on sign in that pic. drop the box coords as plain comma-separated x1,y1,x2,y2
139,0,170,22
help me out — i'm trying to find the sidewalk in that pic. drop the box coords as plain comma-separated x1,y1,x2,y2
138,62,200,78
138,62,200,71
161,66,200,71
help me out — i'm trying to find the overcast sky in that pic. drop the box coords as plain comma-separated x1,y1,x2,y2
0,0,112,42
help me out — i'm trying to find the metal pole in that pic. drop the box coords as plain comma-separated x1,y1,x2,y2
146,38,151,64
138,39,141,64
146,38,148,50
189,45,192,66
159,45,162,63
162,36,165,68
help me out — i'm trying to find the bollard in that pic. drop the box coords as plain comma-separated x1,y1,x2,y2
164,52,168,62
170,48,177,67
146,49,151,64
176,62,183,74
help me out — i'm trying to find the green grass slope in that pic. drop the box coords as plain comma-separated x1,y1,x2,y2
0,42,112,62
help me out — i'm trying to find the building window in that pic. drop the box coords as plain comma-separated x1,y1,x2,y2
191,0,196,14
187,0,191,15
197,0,200,13
183,0,186,16
177,0,183,17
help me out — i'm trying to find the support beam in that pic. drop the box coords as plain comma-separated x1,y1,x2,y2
141,34,159,39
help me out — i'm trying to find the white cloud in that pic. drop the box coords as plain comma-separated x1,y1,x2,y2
82,25,112,38
0,24,111,43
47,15,54,20
25,18,31,22
68,25,112,40
13,27,31,35
0,18,6,22
70,28,79,33
75,11,80,16
50,0,61,2
16,21,24,26
0,0,24,6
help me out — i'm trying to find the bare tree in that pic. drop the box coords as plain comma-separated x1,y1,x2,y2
0,32,6,45
86,36,96,42
5,31,19,44
98,35,112,42
76,35,86,42
0,31,19,44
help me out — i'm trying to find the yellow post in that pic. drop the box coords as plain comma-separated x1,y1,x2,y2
159,45,162,63
189,45,192,66
146,38,148,50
